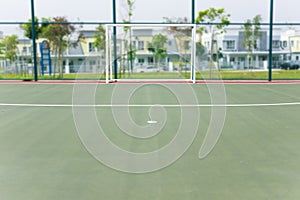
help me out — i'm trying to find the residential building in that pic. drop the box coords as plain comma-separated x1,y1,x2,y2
2,30,105,74
287,29,300,61
131,28,192,71
1,26,300,74
202,27,291,70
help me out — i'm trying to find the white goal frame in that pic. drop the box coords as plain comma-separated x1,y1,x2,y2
105,23,197,84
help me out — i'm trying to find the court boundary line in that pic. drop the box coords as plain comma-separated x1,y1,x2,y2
1,80,300,85
1,102,300,108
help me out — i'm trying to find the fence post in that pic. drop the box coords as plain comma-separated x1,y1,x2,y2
268,0,274,82
31,0,38,81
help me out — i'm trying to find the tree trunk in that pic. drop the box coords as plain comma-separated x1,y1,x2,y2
210,31,215,80
216,42,220,71
53,47,57,78
58,48,63,78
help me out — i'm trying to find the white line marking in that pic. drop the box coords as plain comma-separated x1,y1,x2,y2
147,120,158,124
1,102,300,107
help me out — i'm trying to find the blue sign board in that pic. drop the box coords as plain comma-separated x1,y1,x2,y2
40,40,52,76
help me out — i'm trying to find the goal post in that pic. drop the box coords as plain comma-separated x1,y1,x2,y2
105,23,197,83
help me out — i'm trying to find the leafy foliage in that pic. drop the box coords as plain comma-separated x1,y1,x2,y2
242,15,262,52
0,43,5,55
147,33,168,65
94,25,106,51
196,7,230,74
122,0,136,73
20,17,50,39
42,16,79,77
122,0,135,33
0,35,19,61
42,17,76,47
242,15,262,68
196,7,230,40
163,17,193,70
163,17,192,36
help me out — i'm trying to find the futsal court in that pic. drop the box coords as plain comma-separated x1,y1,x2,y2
0,81,300,199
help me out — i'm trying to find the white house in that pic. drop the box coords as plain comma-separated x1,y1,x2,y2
201,26,292,70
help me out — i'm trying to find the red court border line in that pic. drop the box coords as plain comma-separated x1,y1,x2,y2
1,80,300,85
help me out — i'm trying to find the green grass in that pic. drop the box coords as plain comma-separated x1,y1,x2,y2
1,69,300,80
1,84,300,199
196,69,300,80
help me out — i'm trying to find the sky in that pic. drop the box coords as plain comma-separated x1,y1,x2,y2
1,0,300,35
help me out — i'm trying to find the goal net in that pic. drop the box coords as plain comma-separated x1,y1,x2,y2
105,23,197,83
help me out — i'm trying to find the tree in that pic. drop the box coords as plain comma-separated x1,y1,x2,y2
122,0,135,74
20,17,50,40
242,15,262,69
164,17,192,72
0,43,5,55
94,25,106,52
93,24,106,72
122,0,135,30
147,33,168,66
196,42,207,62
20,17,50,75
196,8,230,77
164,17,191,36
0,35,19,68
42,16,79,78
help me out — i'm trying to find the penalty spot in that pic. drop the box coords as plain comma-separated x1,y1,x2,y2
147,120,158,124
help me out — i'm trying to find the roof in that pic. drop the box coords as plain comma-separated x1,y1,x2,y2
80,30,97,38
132,29,153,37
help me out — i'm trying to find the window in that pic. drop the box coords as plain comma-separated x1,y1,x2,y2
223,40,235,50
22,46,31,54
254,40,259,49
272,40,280,48
138,58,144,64
132,41,136,49
280,41,288,48
138,41,144,50
89,60,96,66
148,57,153,63
22,47,27,53
88,42,96,52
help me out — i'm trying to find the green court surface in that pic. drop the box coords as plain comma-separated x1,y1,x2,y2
0,83,300,200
